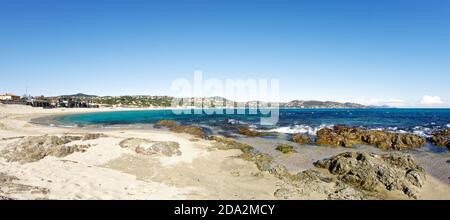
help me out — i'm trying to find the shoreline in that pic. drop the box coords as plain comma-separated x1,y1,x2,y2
1,104,449,200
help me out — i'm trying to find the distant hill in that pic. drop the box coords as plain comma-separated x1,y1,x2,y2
46,95,367,108
281,100,366,108
60,93,98,98
368,105,395,108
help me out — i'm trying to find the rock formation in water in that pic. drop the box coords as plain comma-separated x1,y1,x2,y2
315,125,425,150
291,133,311,145
429,129,450,150
237,127,277,137
155,120,206,138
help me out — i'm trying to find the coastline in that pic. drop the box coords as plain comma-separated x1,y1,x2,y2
1,104,449,200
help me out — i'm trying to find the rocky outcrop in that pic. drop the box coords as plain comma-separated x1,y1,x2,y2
155,120,178,128
81,133,107,141
314,152,426,199
209,136,254,153
0,172,49,198
275,144,297,154
119,138,181,157
430,129,450,150
209,135,273,172
237,127,277,137
315,125,425,150
210,134,426,199
291,134,311,145
1,135,94,163
154,120,206,137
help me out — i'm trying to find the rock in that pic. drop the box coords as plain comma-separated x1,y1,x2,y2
0,172,49,198
237,127,276,137
314,152,426,199
275,144,297,154
327,181,372,200
273,188,296,199
0,135,92,163
316,126,364,147
189,138,200,142
135,142,181,156
209,136,254,153
429,129,450,150
81,133,106,141
119,138,181,157
209,135,275,172
315,125,425,150
0,195,13,200
170,125,205,137
291,134,311,145
155,120,206,137
154,120,178,128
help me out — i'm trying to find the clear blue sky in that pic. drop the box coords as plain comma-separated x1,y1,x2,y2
0,0,449,107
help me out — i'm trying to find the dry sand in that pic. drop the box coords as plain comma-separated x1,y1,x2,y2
0,104,281,199
0,104,449,200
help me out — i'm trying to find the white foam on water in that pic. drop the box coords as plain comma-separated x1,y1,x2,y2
227,119,247,125
447,123,450,128
265,124,333,135
412,126,432,137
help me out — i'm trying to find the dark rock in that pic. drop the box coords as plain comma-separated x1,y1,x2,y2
275,144,297,154
429,129,450,150
154,120,178,128
314,152,426,199
170,125,206,137
237,127,276,137
154,120,206,137
209,136,254,153
315,125,425,150
291,134,311,145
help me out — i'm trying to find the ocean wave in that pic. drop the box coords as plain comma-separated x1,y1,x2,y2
59,125,78,128
411,126,432,137
227,119,247,125
265,124,333,135
447,123,450,128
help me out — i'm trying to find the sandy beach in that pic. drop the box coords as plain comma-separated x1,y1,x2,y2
1,104,449,200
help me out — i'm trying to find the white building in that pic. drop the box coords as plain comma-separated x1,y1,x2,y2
0,93,21,101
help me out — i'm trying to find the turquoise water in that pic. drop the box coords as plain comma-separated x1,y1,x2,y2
57,108,450,137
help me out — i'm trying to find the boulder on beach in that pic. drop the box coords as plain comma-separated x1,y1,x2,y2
315,125,425,150
314,152,426,198
291,133,311,145
0,135,94,163
119,138,181,157
275,144,297,154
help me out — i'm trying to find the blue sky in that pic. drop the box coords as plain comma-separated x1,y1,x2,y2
0,0,449,107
